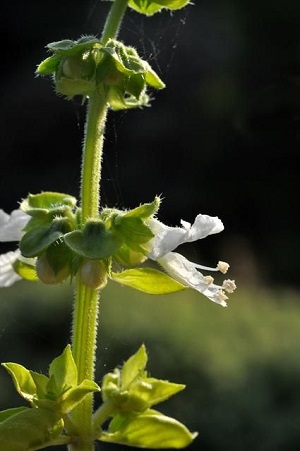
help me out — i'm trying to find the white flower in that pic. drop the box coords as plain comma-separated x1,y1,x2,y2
147,214,224,260
0,209,30,287
0,250,23,287
147,214,236,307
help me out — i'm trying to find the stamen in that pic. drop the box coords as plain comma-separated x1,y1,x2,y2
203,275,214,285
192,262,219,272
217,261,229,274
222,279,236,293
216,290,228,302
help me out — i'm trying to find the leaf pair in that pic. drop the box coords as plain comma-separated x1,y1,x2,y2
97,345,197,448
0,346,99,450
2,346,100,415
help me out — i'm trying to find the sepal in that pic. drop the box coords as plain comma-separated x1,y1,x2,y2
20,218,73,258
13,258,38,281
64,220,122,259
99,39,165,110
20,192,77,219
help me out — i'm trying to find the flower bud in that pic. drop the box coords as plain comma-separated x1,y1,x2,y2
62,54,94,80
36,254,70,284
80,260,108,290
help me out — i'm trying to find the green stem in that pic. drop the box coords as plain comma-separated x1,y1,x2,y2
81,93,107,222
101,0,128,45
70,1,129,450
93,400,115,433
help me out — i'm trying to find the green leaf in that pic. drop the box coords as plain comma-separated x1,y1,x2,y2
64,220,122,259
100,410,197,448
59,379,100,414
49,345,77,392
0,407,28,424
130,377,185,407
121,345,148,390
30,371,49,399
102,346,185,413
111,268,187,294
128,0,191,16
2,363,37,403
0,407,64,451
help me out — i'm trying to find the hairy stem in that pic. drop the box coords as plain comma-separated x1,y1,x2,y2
101,0,128,45
80,93,107,222
69,1,129,450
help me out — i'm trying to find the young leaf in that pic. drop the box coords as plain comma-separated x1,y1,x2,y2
59,379,100,414
111,268,187,294
0,407,28,424
30,371,49,399
121,344,148,390
130,377,185,408
99,410,197,448
49,345,77,391
0,408,63,451
2,363,37,403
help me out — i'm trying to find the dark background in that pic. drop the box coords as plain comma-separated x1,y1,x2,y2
0,2,300,451
0,0,299,289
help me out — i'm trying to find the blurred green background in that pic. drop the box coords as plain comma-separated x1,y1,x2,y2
0,0,300,450
1,282,300,450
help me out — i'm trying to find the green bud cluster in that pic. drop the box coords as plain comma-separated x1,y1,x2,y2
17,191,161,288
37,36,165,109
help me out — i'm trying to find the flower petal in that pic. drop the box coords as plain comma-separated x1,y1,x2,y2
183,214,224,241
158,252,228,307
0,250,22,287
146,218,186,260
147,214,224,260
0,209,30,242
